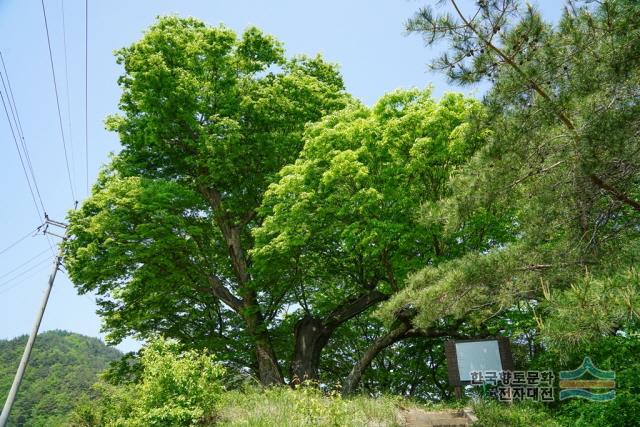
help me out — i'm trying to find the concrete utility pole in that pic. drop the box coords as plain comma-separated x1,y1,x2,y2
0,222,66,427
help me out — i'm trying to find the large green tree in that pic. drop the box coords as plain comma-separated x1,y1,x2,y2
64,16,507,393
252,89,499,392
64,16,346,385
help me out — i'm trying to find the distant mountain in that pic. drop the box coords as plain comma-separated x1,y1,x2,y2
0,330,122,427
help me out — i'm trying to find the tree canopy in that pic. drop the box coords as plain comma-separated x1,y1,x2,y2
252,89,494,389
387,0,640,347
64,16,347,385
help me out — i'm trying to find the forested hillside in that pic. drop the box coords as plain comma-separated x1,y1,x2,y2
0,330,121,427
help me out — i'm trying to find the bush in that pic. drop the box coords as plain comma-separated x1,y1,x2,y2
69,338,225,426
557,391,640,427
534,334,640,427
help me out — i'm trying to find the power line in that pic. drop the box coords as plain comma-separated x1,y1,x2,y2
60,0,77,195
0,54,23,138
0,227,41,256
85,0,89,196
0,53,55,255
0,54,39,191
0,257,52,291
0,248,50,282
0,53,39,186
0,263,51,297
40,0,76,203
0,52,47,216
0,90,44,221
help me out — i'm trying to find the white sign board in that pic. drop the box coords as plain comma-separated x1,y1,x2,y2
455,340,503,381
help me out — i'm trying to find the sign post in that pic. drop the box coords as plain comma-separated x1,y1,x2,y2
444,337,514,398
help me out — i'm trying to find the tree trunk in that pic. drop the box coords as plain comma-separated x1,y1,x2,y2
199,186,285,386
290,315,330,384
289,289,389,385
243,299,284,386
255,335,284,386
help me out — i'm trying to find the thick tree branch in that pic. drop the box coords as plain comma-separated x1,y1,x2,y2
517,260,594,271
239,209,257,228
289,288,390,383
589,173,640,213
323,289,389,330
198,185,252,283
342,319,465,396
206,275,243,313
341,322,411,396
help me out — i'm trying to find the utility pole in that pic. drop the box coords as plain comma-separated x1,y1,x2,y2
0,219,66,427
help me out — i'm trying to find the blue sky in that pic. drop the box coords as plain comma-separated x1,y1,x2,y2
0,0,563,353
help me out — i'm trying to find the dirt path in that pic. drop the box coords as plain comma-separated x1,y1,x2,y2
397,408,477,427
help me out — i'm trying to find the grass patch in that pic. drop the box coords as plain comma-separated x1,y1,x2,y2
471,400,562,427
217,386,406,426
216,386,567,426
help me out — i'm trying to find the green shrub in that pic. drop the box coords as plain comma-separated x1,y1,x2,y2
534,335,640,427
557,391,640,427
69,338,225,426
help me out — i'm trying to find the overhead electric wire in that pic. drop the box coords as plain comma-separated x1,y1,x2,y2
0,52,55,255
0,53,38,181
0,53,39,192
0,248,50,282
0,227,41,257
0,91,44,221
0,257,51,289
40,0,76,203
0,52,47,217
0,54,24,138
0,261,52,296
60,0,77,195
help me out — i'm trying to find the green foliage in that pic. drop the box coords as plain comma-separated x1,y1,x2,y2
318,317,453,399
69,337,225,426
56,2,640,418
251,87,490,395
254,89,488,296
64,15,488,392
543,265,640,346
63,15,347,384
380,245,524,328
557,391,640,427
400,0,640,345
0,330,121,427
527,334,640,426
